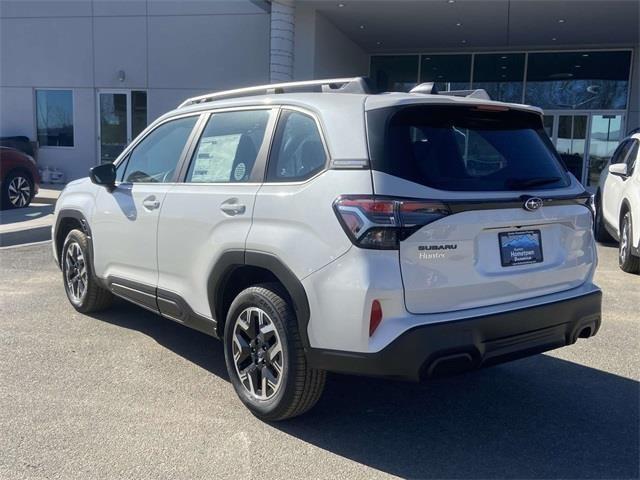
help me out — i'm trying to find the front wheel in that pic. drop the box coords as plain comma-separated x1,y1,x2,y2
62,229,114,312
619,212,640,274
223,284,326,421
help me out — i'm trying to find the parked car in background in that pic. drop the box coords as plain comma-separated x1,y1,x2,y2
595,132,640,273
0,146,40,209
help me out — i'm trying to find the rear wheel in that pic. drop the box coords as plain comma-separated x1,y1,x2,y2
62,229,114,312
619,212,640,273
224,284,325,421
1,170,33,209
594,193,613,243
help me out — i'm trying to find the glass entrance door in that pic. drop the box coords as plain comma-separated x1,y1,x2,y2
98,90,147,164
556,114,588,183
587,114,623,187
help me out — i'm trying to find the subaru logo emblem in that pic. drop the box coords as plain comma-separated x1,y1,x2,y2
524,197,543,211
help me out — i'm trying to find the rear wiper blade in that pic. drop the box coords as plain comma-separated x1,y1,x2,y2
506,176,561,188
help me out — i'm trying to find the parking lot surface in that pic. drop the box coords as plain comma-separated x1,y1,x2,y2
0,242,638,479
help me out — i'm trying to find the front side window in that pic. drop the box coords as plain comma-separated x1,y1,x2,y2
267,110,327,182
186,110,270,183
36,89,74,147
121,115,197,183
367,105,570,192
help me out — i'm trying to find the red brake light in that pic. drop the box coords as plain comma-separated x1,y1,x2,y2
369,300,383,337
333,195,450,250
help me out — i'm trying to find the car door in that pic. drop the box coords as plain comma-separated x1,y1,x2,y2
156,107,276,320
602,139,634,230
91,114,201,301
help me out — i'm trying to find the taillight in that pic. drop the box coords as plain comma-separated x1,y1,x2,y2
333,195,450,250
369,300,383,336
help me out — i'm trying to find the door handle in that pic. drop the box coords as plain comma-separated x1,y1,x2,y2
142,196,161,210
220,199,246,216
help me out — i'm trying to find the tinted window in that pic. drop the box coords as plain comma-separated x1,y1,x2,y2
36,90,74,147
367,106,570,192
420,54,471,92
525,51,631,110
370,55,419,93
610,140,633,165
121,116,197,183
186,110,270,183
472,53,525,103
267,111,327,182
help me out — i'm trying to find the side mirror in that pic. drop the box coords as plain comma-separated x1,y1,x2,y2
90,163,117,189
608,163,628,177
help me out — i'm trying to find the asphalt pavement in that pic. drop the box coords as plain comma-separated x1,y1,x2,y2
0,242,638,479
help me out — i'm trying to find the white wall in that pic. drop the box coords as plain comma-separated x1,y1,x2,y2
313,12,368,79
0,0,270,181
293,6,368,81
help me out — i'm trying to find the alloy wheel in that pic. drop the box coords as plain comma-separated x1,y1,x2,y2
8,175,31,207
232,307,284,400
64,242,88,303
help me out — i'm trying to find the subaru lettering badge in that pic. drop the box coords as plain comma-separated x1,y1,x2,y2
524,197,543,211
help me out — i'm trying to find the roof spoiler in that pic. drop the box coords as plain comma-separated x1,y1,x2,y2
410,82,491,100
178,77,373,108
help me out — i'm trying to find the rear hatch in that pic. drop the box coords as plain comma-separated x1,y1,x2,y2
366,103,596,314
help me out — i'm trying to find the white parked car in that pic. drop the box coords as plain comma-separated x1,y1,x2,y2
52,78,601,420
595,132,640,273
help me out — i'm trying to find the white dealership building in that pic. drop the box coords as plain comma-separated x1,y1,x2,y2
0,0,638,187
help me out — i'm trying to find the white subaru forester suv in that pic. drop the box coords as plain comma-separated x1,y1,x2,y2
53,78,601,420
595,131,640,273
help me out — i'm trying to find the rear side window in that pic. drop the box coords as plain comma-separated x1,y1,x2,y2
267,110,327,182
625,140,639,175
367,106,571,191
186,110,270,183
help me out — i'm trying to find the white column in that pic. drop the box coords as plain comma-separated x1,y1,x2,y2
270,0,295,82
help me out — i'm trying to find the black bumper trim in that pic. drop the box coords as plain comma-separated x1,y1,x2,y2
306,290,602,381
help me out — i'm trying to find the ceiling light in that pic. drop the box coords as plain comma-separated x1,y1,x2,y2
337,2,345,6
461,39,467,44
359,24,365,29
558,19,566,23
376,41,382,46
582,53,589,57
425,57,431,61
437,75,444,79
501,74,506,78
456,22,462,27
501,66,507,69
552,37,557,41
447,0,455,3
574,64,581,68
501,55,508,59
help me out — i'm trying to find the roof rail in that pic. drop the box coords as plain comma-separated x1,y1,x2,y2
409,82,491,100
178,77,371,108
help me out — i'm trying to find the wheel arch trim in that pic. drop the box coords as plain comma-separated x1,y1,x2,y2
208,249,311,348
54,209,93,269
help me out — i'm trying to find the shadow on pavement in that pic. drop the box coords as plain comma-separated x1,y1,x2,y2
91,301,639,479
0,204,54,224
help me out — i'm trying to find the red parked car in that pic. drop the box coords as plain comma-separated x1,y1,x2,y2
0,146,40,209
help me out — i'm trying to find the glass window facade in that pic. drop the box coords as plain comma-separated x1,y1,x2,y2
36,89,74,147
472,53,525,103
525,51,631,110
420,54,471,92
370,55,419,93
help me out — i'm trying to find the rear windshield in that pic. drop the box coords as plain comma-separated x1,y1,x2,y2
367,105,570,191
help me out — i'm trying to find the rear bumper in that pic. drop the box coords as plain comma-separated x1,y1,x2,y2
306,290,602,381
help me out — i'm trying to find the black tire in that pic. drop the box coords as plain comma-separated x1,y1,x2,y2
594,193,613,243
223,283,326,421
61,229,114,313
619,211,640,274
1,170,34,209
